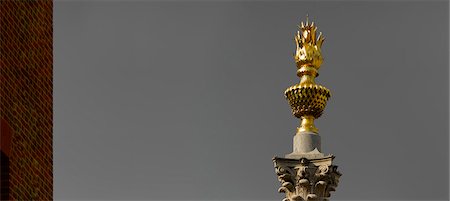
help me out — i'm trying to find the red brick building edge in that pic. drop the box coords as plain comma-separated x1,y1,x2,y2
0,0,53,200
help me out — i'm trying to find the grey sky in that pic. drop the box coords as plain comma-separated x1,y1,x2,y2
54,1,449,200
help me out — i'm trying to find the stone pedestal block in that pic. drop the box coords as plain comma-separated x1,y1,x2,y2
285,131,324,160
294,131,321,153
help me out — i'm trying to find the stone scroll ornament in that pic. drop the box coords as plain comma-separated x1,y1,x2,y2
274,157,341,201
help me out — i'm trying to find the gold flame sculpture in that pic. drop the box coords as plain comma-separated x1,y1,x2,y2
285,17,331,133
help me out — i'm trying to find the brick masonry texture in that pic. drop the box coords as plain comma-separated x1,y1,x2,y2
0,0,53,200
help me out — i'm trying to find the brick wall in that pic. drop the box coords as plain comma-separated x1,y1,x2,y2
0,0,53,200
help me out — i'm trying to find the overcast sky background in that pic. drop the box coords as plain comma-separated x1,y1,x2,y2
54,1,449,200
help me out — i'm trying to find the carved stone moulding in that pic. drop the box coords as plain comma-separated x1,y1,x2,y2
273,156,341,201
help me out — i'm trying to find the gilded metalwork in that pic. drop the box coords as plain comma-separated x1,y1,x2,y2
285,18,331,133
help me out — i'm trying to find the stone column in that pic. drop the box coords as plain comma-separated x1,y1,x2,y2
273,17,341,201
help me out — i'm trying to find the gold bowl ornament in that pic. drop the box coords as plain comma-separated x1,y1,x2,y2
285,84,330,119
285,18,331,134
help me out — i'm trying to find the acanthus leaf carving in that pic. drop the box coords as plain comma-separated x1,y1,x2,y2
273,157,341,201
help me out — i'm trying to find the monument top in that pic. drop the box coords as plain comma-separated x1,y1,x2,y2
285,17,331,134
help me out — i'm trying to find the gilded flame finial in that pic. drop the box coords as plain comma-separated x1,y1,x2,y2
285,17,330,133
294,16,325,84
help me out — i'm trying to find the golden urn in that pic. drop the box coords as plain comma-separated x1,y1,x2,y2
285,18,331,134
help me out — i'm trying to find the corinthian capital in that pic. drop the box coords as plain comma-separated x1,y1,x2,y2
273,157,341,201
